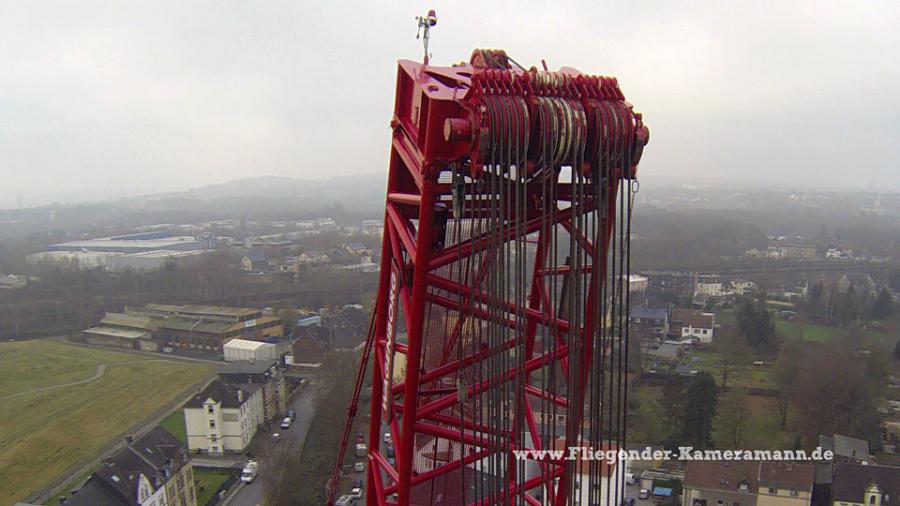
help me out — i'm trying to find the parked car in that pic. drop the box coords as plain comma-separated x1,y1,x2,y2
240,460,259,483
622,497,635,506
638,489,650,500
272,432,281,444
287,409,296,421
280,417,292,430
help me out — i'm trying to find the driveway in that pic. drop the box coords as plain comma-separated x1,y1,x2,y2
226,380,323,506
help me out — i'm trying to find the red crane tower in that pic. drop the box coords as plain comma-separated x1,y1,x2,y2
329,44,649,506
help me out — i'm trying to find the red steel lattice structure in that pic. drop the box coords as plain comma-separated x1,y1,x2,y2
331,49,648,506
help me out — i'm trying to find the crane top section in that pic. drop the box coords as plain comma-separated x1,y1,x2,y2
392,48,649,181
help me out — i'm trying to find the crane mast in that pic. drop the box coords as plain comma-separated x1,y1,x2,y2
329,47,649,506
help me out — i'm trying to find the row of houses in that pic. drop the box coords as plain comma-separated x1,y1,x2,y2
63,428,196,506
288,304,370,365
239,242,377,275
630,305,716,344
639,270,759,307
81,304,284,354
683,459,899,506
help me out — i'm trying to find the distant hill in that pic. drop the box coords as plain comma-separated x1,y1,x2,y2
144,174,386,207
0,174,387,240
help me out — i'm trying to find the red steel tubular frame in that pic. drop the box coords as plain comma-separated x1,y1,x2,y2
342,51,648,506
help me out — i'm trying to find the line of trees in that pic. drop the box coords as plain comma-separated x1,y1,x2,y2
770,338,886,450
805,280,894,326
0,251,377,338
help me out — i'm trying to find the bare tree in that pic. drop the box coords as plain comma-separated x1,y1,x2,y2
717,387,750,447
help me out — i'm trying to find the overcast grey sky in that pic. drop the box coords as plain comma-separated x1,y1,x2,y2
1,1,898,209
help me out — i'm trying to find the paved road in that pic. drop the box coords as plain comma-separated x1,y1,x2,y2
226,380,323,506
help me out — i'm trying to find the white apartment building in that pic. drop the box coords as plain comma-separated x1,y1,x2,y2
184,380,264,454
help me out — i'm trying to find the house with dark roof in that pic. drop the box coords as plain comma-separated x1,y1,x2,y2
292,326,330,365
832,462,900,506
684,461,815,506
66,427,196,506
183,379,264,454
241,250,269,272
326,305,369,332
218,360,286,422
630,305,671,337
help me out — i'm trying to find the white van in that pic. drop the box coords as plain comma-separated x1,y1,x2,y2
240,460,259,483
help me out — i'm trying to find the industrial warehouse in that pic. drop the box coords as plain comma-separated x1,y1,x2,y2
27,231,214,271
81,304,284,353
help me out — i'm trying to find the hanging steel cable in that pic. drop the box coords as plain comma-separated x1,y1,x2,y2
327,48,648,506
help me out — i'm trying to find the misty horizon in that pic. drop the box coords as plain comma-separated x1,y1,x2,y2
2,1,900,208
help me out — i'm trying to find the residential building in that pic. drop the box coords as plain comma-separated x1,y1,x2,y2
291,326,329,365
882,420,900,446
757,462,816,506
298,250,330,264
630,305,671,337
684,461,815,506
562,440,628,506
324,304,369,334
832,463,900,506
184,380,264,454
66,427,197,506
732,279,758,296
772,243,817,260
218,360,287,422
819,434,871,464
241,250,269,272
643,270,697,297
616,274,649,304
695,274,726,298
672,308,716,343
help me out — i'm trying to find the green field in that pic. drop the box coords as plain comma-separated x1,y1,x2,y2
682,349,774,389
194,469,233,506
775,320,839,342
0,340,215,503
713,394,792,449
